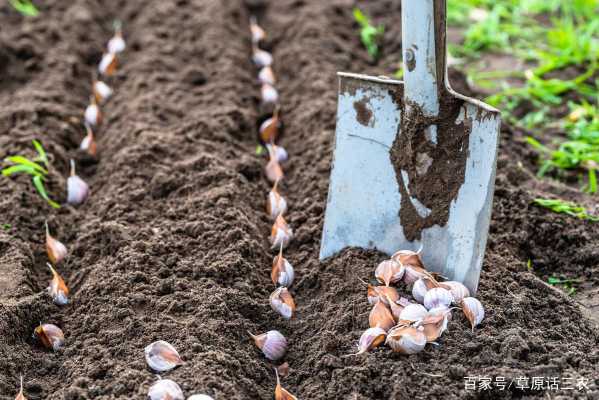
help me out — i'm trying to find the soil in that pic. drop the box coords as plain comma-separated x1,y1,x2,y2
0,0,597,399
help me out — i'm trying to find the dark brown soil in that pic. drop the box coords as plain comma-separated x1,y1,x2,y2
0,0,597,399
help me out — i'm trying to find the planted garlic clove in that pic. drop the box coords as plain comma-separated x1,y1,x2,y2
274,367,297,400
369,301,395,332
261,83,279,104
270,287,296,319
265,157,284,183
248,330,287,361
259,107,280,143
45,221,67,265
392,248,425,269
15,376,26,400
107,25,126,53
98,52,117,76
84,96,102,127
423,287,454,310
145,340,183,372
266,144,288,163
148,378,184,400
461,297,484,331
67,160,90,205
386,325,427,354
34,323,64,351
266,180,287,220
249,16,265,44
80,124,97,156
258,66,276,85
271,245,294,287
374,259,404,286
188,396,214,400
47,263,69,306
270,215,293,250
93,80,113,103
439,281,470,303
252,47,273,68
398,303,427,324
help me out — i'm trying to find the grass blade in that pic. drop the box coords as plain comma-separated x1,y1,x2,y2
32,175,60,209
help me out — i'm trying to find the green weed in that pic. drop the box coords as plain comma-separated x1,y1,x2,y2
9,0,39,17
532,198,599,221
353,8,384,60
547,276,581,295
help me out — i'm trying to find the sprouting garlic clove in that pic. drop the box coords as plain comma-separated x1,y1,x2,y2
249,15,266,44
188,395,214,400
259,107,280,144
386,325,427,354
398,303,428,325
271,246,294,287
368,301,395,332
98,52,117,76
374,259,404,286
261,83,279,104
266,180,288,220
270,287,296,319
93,80,113,103
148,378,184,400
84,96,102,127
47,263,69,306
145,340,184,372
266,144,288,163
461,297,484,331
270,215,293,250
391,248,425,270
248,330,287,361
15,375,26,400
252,47,273,68
423,287,454,310
45,221,67,265
80,124,97,156
258,66,276,86
439,281,470,303
67,160,90,205
34,323,64,351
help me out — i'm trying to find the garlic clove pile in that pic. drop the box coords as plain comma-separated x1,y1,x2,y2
270,287,295,319
398,303,427,325
386,325,427,354
258,66,276,85
67,160,90,205
261,83,279,104
80,124,97,156
374,259,404,286
270,215,293,250
148,378,184,400
252,48,273,68
145,340,184,372
15,376,26,400
439,281,470,303
45,222,67,265
84,96,102,127
274,368,297,400
98,52,117,76
369,301,395,331
423,287,454,310
249,16,265,44
47,263,69,306
461,297,484,331
248,330,287,361
266,180,287,220
34,323,64,351
93,80,113,103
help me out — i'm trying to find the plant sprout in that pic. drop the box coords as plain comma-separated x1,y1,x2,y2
547,276,581,296
2,140,60,208
532,198,599,221
353,8,384,59
9,0,39,17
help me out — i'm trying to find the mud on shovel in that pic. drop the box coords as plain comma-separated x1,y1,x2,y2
320,0,501,293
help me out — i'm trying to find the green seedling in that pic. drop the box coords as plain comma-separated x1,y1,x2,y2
9,0,39,17
353,8,384,59
547,276,581,295
1,224,11,231
532,198,599,221
2,140,60,208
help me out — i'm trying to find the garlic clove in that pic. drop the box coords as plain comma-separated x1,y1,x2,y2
411,278,429,304
391,248,425,269
345,327,386,356
398,303,427,324
107,35,126,54
80,124,97,156
368,285,399,306
266,144,288,163
248,330,287,361
439,281,470,303
386,295,405,321
259,107,280,143
386,325,427,354
270,287,296,319
271,246,294,287
249,16,266,44
34,323,64,351
368,301,395,332
148,378,184,400
419,309,450,342
266,180,288,220
276,362,289,378
270,215,293,250
265,157,284,183
45,221,67,265
84,96,102,127
423,287,454,310
188,396,214,400
145,340,184,372
47,263,69,306
252,47,273,68
258,66,276,85
461,297,484,331
98,52,117,76
15,375,26,400
93,80,113,103
274,367,297,400
402,264,430,286
67,160,90,205
261,83,279,104
374,259,404,286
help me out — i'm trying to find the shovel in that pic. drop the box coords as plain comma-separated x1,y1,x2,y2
319,0,500,294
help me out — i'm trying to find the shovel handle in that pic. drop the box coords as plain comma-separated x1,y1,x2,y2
401,0,447,117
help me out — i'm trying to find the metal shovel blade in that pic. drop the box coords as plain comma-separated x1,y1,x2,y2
319,0,500,294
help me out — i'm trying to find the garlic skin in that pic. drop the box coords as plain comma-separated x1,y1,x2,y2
45,222,67,265
355,327,386,355
386,326,427,354
93,80,113,103
67,160,90,205
249,16,265,44
258,66,276,85
98,52,117,76
261,83,279,104
47,263,69,306
145,340,183,372
34,323,64,351
398,303,427,324
440,281,470,303
266,181,287,220
461,297,484,331
248,330,287,361
252,48,273,68
369,301,395,331
188,396,214,400
84,97,102,127
270,215,293,250
148,379,184,400
423,287,454,310
374,259,404,286
270,287,296,319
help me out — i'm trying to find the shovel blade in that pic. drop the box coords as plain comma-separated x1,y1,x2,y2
320,72,500,294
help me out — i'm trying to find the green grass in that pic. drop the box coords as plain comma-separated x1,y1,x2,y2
353,7,384,60
1,224,11,231
547,276,581,295
9,0,39,16
532,198,599,221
